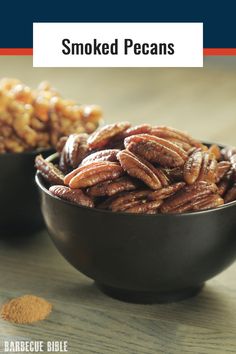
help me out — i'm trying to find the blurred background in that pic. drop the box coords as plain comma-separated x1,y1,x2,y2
0,56,236,145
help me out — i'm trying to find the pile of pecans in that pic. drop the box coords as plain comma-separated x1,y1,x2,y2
36,122,236,214
0,78,102,153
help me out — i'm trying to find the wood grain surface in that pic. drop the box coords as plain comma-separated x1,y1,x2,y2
0,56,236,354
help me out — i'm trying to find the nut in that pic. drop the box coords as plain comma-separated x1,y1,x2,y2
81,149,120,165
124,134,187,167
87,122,131,150
35,155,64,185
117,150,167,190
49,185,94,208
160,181,218,213
87,176,138,197
64,161,124,189
183,150,218,185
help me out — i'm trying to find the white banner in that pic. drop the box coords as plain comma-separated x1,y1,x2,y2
33,23,203,68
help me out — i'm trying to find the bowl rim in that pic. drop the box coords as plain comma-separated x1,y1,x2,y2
35,147,236,218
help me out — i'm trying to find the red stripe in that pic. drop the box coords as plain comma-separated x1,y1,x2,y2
203,48,236,56
0,48,33,55
0,48,236,56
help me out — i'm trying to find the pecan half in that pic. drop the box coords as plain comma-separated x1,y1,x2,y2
208,144,221,160
117,150,168,189
221,146,236,161
80,149,120,165
63,133,89,168
35,155,64,185
87,122,131,149
216,161,231,183
124,134,187,167
64,161,124,189
160,181,218,213
122,124,152,137
49,185,94,208
150,126,205,149
87,176,138,197
192,194,224,211
148,182,185,201
183,151,217,185
224,184,236,203
104,190,151,212
217,177,231,196
124,199,162,214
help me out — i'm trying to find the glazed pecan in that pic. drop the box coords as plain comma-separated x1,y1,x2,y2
216,161,231,183
35,155,64,185
122,124,152,137
224,184,236,203
183,151,217,185
56,136,67,153
49,185,94,208
208,144,221,160
117,150,168,190
150,126,205,149
87,122,131,149
221,146,236,161
148,182,185,201
217,179,230,196
123,199,162,214
103,190,151,212
160,181,218,213
87,176,138,197
191,194,224,211
62,133,89,168
124,134,187,167
64,161,124,189
80,149,120,165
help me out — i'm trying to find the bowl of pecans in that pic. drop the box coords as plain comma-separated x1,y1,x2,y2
0,78,102,233
36,122,236,303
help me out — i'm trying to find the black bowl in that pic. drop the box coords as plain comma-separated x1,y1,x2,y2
0,148,54,235
36,153,236,303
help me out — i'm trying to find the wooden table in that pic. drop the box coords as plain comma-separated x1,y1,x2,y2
0,56,236,353
0,230,236,354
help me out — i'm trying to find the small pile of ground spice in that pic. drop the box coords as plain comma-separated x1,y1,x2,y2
0,295,52,324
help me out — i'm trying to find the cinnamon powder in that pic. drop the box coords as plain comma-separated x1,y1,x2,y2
0,295,52,324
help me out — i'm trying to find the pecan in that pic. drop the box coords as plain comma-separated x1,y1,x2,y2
49,185,94,208
87,176,138,197
183,151,217,185
150,126,205,149
62,133,89,168
124,134,187,167
224,184,236,203
192,194,224,211
217,179,231,196
64,161,124,189
124,199,162,214
230,155,236,182
80,149,120,165
105,190,151,212
216,161,231,183
160,181,218,214
208,144,221,160
56,136,67,153
87,122,131,149
221,146,236,161
148,182,185,201
35,155,64,185
117,150,168,190
122,124,152,137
